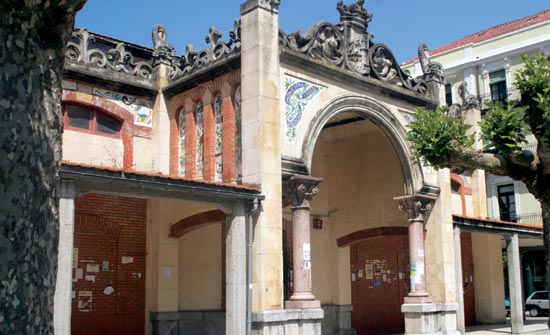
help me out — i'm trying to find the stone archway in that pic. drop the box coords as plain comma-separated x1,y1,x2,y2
301,94,425,195
289,94,438,335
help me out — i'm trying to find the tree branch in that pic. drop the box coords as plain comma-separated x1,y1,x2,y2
441,146,536,182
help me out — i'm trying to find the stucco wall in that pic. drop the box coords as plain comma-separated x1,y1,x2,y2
308,119,407,305
62,130,123,168
179,223,223,310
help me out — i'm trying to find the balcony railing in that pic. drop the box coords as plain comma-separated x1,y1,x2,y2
489,212,543,225
477,87,521,105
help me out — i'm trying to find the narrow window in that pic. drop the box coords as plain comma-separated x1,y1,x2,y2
195,101,204,179
489,69,507,103
498,184,516,222
445,84,452,106
214,95,223,181
234,87,242,183
178,108,186,176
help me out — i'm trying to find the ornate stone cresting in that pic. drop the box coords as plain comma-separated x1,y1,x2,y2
418,44,444,84
279,1,428,95
168,20,241,80
152,24,176,67
65,28,153,80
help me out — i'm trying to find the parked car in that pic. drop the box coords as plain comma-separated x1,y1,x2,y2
525,291,549,316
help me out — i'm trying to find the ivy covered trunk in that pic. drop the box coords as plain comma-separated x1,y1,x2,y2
0,2,85,334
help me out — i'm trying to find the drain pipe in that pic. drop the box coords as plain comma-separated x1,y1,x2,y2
247,198,259,335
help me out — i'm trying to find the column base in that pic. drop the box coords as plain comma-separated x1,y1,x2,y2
404,295,432,304
285,299,321,309
402,303,459,335
252,309,323,335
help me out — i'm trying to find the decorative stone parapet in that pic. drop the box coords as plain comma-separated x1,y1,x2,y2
401,303,460,335
252,309,323,335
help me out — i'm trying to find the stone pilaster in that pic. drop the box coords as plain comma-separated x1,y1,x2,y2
453,227,465,334
54,180,78,335
240,0,282,313
395,194,436,303
225,202,247,335
284,175,323,309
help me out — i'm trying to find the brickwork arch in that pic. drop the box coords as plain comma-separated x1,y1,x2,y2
169,209,226,238
75,213,122,235
336,226,408,247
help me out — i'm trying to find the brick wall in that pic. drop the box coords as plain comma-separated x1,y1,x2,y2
72,193,147,335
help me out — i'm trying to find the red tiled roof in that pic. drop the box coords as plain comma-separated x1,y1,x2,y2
401,10,550,66
61,160,260,191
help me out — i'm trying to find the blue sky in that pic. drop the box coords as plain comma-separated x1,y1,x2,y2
76,1,549,64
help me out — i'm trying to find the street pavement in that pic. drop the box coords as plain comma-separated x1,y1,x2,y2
466,317,548,335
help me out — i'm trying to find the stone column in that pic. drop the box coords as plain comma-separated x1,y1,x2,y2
54,180,78,335
453,227,465,334
225,202,247,335
506,233,524,334
395,195,435,303
285,175,323,309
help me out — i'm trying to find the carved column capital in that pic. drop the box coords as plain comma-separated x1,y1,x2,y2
283,175,323,209
395,195,435,222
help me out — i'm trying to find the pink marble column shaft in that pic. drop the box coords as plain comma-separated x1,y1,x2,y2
284,175,323,309
395,195,435,304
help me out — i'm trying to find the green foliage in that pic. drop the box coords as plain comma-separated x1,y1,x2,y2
515,55,550,143
406,106,474,168
479,100,527,154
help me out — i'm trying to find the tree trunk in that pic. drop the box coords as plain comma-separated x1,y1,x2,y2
542,201,550,330
0,2,85,334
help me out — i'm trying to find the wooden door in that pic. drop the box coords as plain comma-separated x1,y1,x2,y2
351,235,409,335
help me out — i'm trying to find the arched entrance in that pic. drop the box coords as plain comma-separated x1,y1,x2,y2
292,94,430,334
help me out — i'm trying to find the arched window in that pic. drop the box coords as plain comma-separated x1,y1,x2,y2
234,86,242,183
63,104,121,137
214,95,223,181
195,101,204,179
178,108,186,176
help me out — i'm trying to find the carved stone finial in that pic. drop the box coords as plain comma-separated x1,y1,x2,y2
152,24,176,67
283,175,323,209
337,0,372,27
395,195,435,222
458,83,480,109
418,44,444,83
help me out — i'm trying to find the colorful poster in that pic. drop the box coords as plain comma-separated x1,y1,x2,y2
373,260,381,273
374,275,382,287
365,260,374,280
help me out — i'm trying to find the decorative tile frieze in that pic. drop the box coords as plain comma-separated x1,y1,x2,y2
92,88,153,127
283,75,324,144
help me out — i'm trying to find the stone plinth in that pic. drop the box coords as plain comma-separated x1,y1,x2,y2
401,303,460,335
252,309,323,335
